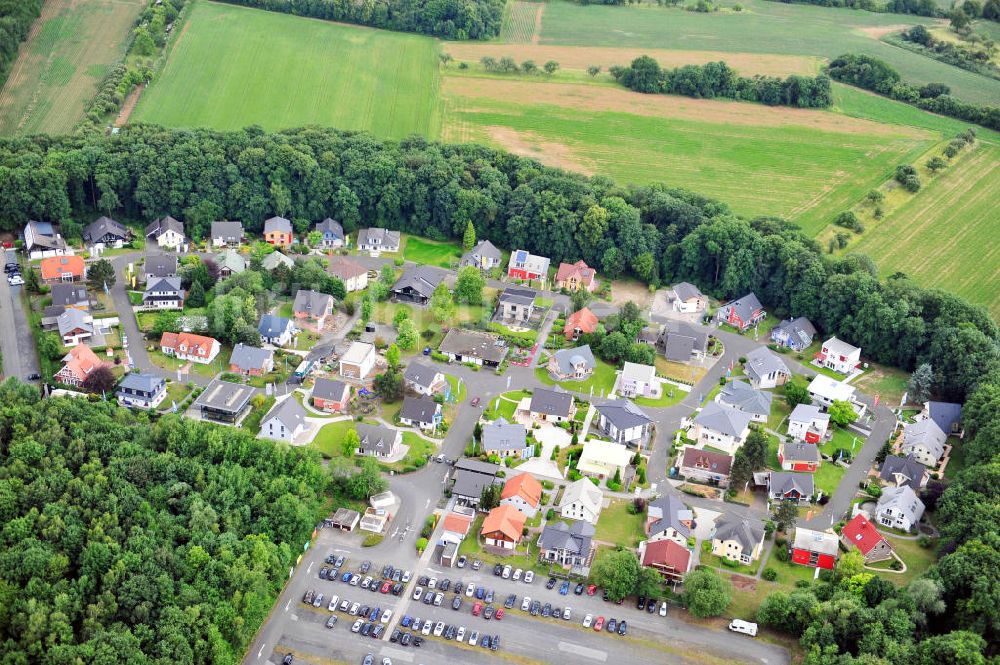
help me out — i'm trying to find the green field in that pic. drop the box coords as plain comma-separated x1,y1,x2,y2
134,1,441,137
0,0,145,135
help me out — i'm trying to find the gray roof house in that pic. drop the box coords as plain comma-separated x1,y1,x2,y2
480,417,530,458
924,401,963,436
693,401,753,439
594,399,653,447
715,292,765,331
218,249,247,276
403,362,445,395
779,442,820,468
438,328,508,367
528,388,573,420
391,265,445,305
50,284,89,309
712,513,765,564
57,307,93,341
646,494,694,541
460,239,502,270
399,395,441,430
496,285,537,322
743,346,791,389
672,281,704,304
717,379,773,422
901,418,947,468
257,315,295,346
263,216,293,235
142,277,185,309
145,254,178,281
261,251,294,271
260,398,307,442
293,289,334,322
879,454,928,490
211,221,244,246
315,218,345,247
145,216,184,243
357,227,401,252
83,216,129,246
656,320,709,361
771,316,817,351
548,345,596,381
451,458,501,506
768,472,815,503
538,520,596,568
228,343,274,375
312,377,349,403
356,423,402,458
875,485,925,531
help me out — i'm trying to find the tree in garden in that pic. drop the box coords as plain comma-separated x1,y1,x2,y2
634,566,662,599
599,331,630,363
24,266,41,294
430,282,455,322
385,343,401,370
479,483,501,510
361,296,373,323
741,429,769,470
591,548,641,602
917,631,986,665
393,306,411,327
396,319,418,351
373,368,403,402
82,366,117,395
186,280,206,308
828,399,858,427
909,363,934,403
454,266,485,304
783,381,811,408
682,569,732,618
463,220,476,250
87,258,116,291
773,500,798,533
348,457,387,500
570,288,590,312
380,263,395,288
343,428,360,457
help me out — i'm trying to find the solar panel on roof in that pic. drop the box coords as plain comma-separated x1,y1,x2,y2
514,250,528,263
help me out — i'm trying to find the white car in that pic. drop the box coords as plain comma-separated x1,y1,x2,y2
402,570,411,583
465,582,475,597
563,607,572,621
583,614,593,628
7,275,23,286
380,610,393,624
428,577,438,590
422,621,433,636
524,571,534,584
328,595,340,611
412,587,422,601
659,601,668,617
433,621,445,637
502,565,511,579
468,630,479,646
434,592,443,606
411,618,422,631
351,619,364,633
349,575,360,586
456,626,466,642
521,596,531,611
349,602,361,615
512,568,522,581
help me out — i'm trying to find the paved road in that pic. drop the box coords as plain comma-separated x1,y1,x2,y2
0,275,40,383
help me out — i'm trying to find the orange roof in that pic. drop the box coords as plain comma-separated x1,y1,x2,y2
641,539,691,572
160,331,218,359
501,472,542,508
564,307,599,336
480,504,527,542
60,344,103,382
442,513,473,536
556,260,596,286
40,255,85,281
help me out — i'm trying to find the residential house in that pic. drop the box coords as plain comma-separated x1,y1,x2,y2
480,418,531,459
261,251,294,271
228,343,274,377
677,446,733,487
404,362,447,396
57,308,94,346
356,423,402,458
577,439,634,481
656,321,709,362
922,401,963,437
645,494,694,546
638,539,691,583
618,362,660,399
83,216,130,249
538,521,595,568
50,284,89,310
55,344,104,387
595,399,653,448
116,373,167,410
817,337,861,375
40,255,85,284
717,379,772,423
356,227,401,253
506,249,550,284
480,504,527,550
391,265,445,305
771,317,816,352
547,345,596,381
768,471,814,504
788,404,830,443
715,293,765,331
711,513,765,565
263,216,293,247
193,379,255,423
218,249,246,277
875,485,925,531
314,218,345,248
900,418,947,468
669,282,707,313
292,289,334,328
258,314,295,347
327,256,368,292
563,307,598,341
399,395,442,431
500,472,543,518
438,329,508,368
690,402,752,455
527,388,574,422
879,454,928,490
145,216,185,249
555,260,597,292
450,459,500,507
24,221,69,259
559,478,603,525
807,375,859,410
160,331,221,364
210,221,244,247
778,442,820,472
144,254,178,284
259,398,307,442
841,513,894,563
311,377,351,413
459,239,502,271
142,277,185,310
743,347,791,389
496,286,536,323
339,341,376,380
440,509,474,547
791,528,839,570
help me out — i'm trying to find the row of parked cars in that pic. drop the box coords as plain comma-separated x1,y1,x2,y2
5,253,23,286
397,616,500,651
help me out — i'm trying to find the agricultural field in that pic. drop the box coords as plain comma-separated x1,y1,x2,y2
0,0,145,136
133,1,441,137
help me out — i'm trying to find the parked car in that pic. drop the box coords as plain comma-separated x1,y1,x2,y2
493,563,503,576
471,396,481,407
541,603,552,617
381,610,393,624
439,579,451,592
524,571,534,584
312,593,324,608
618,620,628,636
484,605,494,620
559,581,570,595
529,600,540,616
552,607,562,619
328,595,340,611
491,635,500,651
728,620,758,637
466,582,475,597
471,559,482,570
351,619,364,633
593,616,604,631
637,596,646,611
457,555,467,568
512,568,522,581
319,567,329,579
475,586,485,600
495,608,505,621
335,555,345,568
546,577,557,590
391,583,403,595
521,596,531,611
401,615,413,628
325,615,338,629
583,614,593,628
574,583,585,595
480,634,491,648
586,584,597,595
456,626,466,642
412,587,422,601
390,628,401,643
433,621,445,637
485,589,494,604
452,596,463,610
504,594,516,609
502,565,511,579
339,599,350,612
282,654,293,665
563,607,572,621
433,592,444,606
349,602,361,615
606,618,617,633
647,600,658,613
401,570,411,582
303,590,314,604
659,601,669,617
427,577,437,589
468,630,479,646
400,633,412,647
472,602,483,617
380,581,392,594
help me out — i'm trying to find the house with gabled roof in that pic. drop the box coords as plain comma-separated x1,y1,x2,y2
768,472,814,504
791,528,839,569
142,277,184,310
263,216,293,247
356,423,401,458
559,478,603,524
57,308,94,346
312,377,350,413
771,316,816,352
788,404,830,443
24,220,69,259
639,539,691,583
40,255,85,284
875,485,925,531
921,401,963,437
160,331,220,364
327,255,368,292
690,402,752,455
547,345,596,381
618,362,660,399
678,446,733,487
481,504,527,550
314,218,345,248
900,418,947,468
500,472,543,518
879,454,928,490
524,387,574,422
595,399,653,448
356,227,400,252
841,513,893,562
577,439,633,481
715,293,765,331
392,265,445,305
261,251,294,271
564,307,599,341
399,395,442,431
50,284,89,311
258,314,295,347
211,221,244,247
450,458,501,507
816,336,861,375
228,343,274,377
507,249,550,284
711,513,765,565
807,374,860,411
259,398,307,442
779,442,820,472
84,216,130,249
145,216,185,249
539,520,595,568
743,347,791,390
645,494,694,546
669,282,706,313
480,418,530,459
656,320,709,362
403,362,446,396
116,373,167,410
144,254,178,284
218,249,246,278
717,379,772,423
460,239,502,271
555,260,597,292
496,285,536,323
55,344,104,387
292,289,334,328
439,329,508,368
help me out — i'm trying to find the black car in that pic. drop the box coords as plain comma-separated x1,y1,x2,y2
574,583,585,595
325,615,338,628
359,605,370,618
530,600,541,616
504,594,516,609
440,579,450,592
319,567,329,579
400,633,412,646
493,563,503,576
283,654,293,665
390,629,401,642
452,596,462,611
481,634,491,648
602,589,610,602
325,555,336,564
330,567,340,579
412,636,423,647
541,603,552,617
618,620,628,636
391,583,403,596
418,576,429,587
484,606,494,620
422,592,434,605
546,577,557,590
637,596,646,611
647,600,658,613
491,635,500,651
360,623,373,637
26,373,40,381
360,560,372,574
372,625,384,639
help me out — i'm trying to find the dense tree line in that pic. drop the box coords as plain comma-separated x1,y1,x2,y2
766,0,940,17
0,381,329,663
0,0,43,88
827,53,1000,130
0,124,996,399
892,25,1000,81
214,0,504,40
610,56,832,107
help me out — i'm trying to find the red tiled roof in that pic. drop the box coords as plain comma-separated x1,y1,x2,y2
841,514,886,555
40,255,85,281
501,472,542,508
556,260,596,286
641,539,691,572
481,504,527,542
59,344,103,382
442,513,472,535
160,331,217,359
564,307,599,336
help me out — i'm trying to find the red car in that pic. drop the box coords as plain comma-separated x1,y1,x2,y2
593,616,605,631
380,581,392,594
472,602,483,617
586,585,597,596
495,609,504,621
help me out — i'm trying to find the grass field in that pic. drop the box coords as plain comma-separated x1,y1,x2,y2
134,1,441,137
402,235,463,267
0,0,145,135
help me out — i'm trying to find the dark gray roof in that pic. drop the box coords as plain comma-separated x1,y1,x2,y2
663,334,695,362
781,442,820,463
672,282,703,302
211,221,244,241
902,419,947,461
879,454,927,490
454,458,501,476
145,254,178,278
538,520,595,557
693,401,752,438
50,284,88,308
744,347,790,383
926,401,962,434
403,362,441,389
263,216,292,234
481,418,527,452
713,513,764,553
769,472,814,497
596,399,652,431
550,345,596,376
392,265,445,299
452,469,500,499
439,329,508,364
258,314,292,338
293,289,334,315
718,379,773,418
194,379,255,413
263,397,307,431
461,239,501,266
658,321,708,357
84,216,129,243
773,316,816,347
529,388,573,417
400,395,439,424
647,494,692,539
229,343,273,371
145,216,183,238
316,218,344,239
498,286,536,307
357,227,400,250
312,377,348,401
720,293,763,322
356,423,399,454
144,277,183,295
117,372,164,394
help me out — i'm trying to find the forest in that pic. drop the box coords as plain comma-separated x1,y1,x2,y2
0,0,44,87
0,381,329,664
213,0,505,40
0,124,996,400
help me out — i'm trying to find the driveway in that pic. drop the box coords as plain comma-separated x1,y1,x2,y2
0,279,40,382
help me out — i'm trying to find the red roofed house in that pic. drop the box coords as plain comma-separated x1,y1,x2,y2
791,527,839,570
40,255,86,284
638,539,691,584
160,331,221,365
54,344,105,387
500,472,543,519
840,513,894,563
481,504,527,550
441,512,473,545
555,260,597,292
564,307,599,341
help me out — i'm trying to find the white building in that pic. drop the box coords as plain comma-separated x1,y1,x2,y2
259,398,308,443
807,375,858,409
617,362,660,399
559,478,603,525
817,337,861,375
689,402,752,456
788,404,830,443
339,341,376,380
874,485,925,531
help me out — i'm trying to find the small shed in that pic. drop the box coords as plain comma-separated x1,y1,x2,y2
327,507,360,532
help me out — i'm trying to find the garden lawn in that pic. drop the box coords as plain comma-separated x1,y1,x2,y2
762,551,821,588
240,395,275,432
534,358,618,396
706,553,760,577
445,374,466,403
277,301,293,318
382,432,436,472
634,385,685,408
157,381,192,411
876,535,937,585
594,500,646,548
654,357,707,386
944,437,965,481
311,419,363,458
821,427,862,459
148,349,225,379
813,461,846,498
402,235,463,268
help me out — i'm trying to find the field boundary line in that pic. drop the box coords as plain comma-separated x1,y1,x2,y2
531,3,544,46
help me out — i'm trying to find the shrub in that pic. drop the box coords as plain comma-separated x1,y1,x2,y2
761,568,777,581
363,533,384,547
546,508,556,520
416,537,428,552
775,547,790,562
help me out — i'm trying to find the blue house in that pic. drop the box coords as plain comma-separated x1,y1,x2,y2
315,218,345,248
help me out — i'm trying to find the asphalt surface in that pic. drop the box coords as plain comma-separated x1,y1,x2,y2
0,271,41,383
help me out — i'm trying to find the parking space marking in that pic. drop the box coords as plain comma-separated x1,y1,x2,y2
379,646,414,662
558,641,607,661
257,643,266,658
